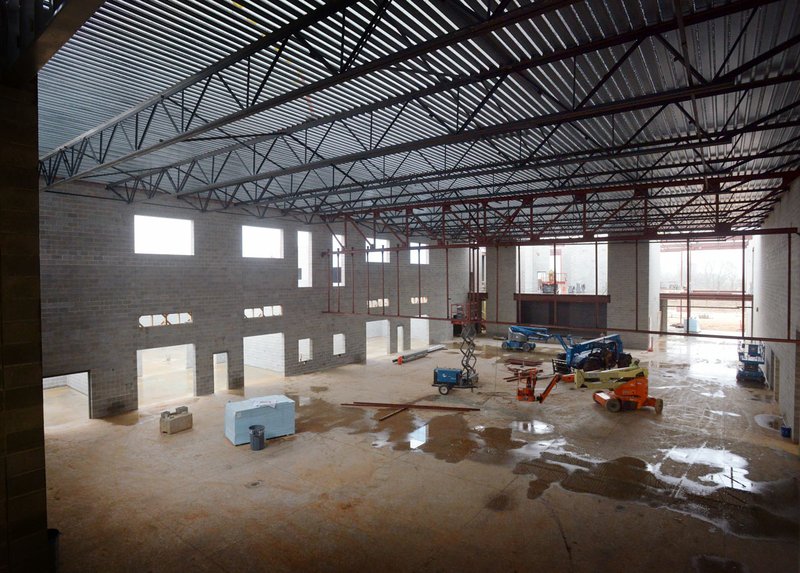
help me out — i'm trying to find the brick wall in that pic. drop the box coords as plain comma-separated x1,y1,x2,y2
40,188,468,417
752,178,800,444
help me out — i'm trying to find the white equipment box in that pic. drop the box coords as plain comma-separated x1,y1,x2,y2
224,395,295,445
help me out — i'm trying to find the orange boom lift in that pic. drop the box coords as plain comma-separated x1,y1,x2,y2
592,372,663,414
513,368,573,403
513,366,663,415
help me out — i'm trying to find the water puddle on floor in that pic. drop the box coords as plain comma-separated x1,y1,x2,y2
754,414,782,431
310,386,329,393
707,410,741,417
372,413,531,464
485,493,512,511
102,411,143,426
690,555,748,573
288,395,371,434
699,390,726,398
512,445,799,540
652,447,755,493
510,420,555,435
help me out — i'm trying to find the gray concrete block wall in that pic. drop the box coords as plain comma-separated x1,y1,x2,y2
40,189,468,417
752,177,800,444
331,235,468,349
40,189,365,416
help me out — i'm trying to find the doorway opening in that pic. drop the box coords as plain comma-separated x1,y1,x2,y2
366,320,390,358
213,352,228,392
410,317,430,349
243,333,285,390
43,371,90,426
137,344,196,407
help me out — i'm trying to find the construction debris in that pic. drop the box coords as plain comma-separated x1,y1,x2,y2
504,357,543,367
392,344,446,365
160,406,192,434
341,401,479,413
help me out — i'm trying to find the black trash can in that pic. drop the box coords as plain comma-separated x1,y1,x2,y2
47,528,60,572
249,425,265,451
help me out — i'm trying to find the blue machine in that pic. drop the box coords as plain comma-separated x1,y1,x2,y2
501,325,552,352
433,323,479,395
434,368,462,384
737,341,766,383
552,334,632,373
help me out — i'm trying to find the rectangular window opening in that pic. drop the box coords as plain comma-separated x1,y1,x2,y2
333,333,346,356
242,225,283,259
366,238,390,263
244,305,282,319
138,312,192,328
410,242,429,265
298,230,312,287
332,234,346,286
298,338,313,362
134,215,194,256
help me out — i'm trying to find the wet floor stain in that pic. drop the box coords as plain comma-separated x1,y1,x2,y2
310,386,329,393
374,413,528,464
708,410,741,417
470,426,527,464
700,390,726,398
486,493,512,511
288,395,370,434
416,414,481,463
103,411,141,426
511,420,554,435
753,414,782,430
690,555,749,573
513,451,799,539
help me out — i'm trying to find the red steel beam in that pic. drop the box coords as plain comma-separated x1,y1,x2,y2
336,171,797,218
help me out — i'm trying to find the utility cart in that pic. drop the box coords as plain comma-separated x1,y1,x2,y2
737,341,766,383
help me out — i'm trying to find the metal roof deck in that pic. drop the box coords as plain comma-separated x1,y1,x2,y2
37,0,800,241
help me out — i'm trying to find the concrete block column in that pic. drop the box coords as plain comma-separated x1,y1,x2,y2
227,339,245,390
484,246,517,336
606,241,659,350
192,344,213,396
0,81,49,571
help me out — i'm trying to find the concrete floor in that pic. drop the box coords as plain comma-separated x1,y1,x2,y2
44,336,799,572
